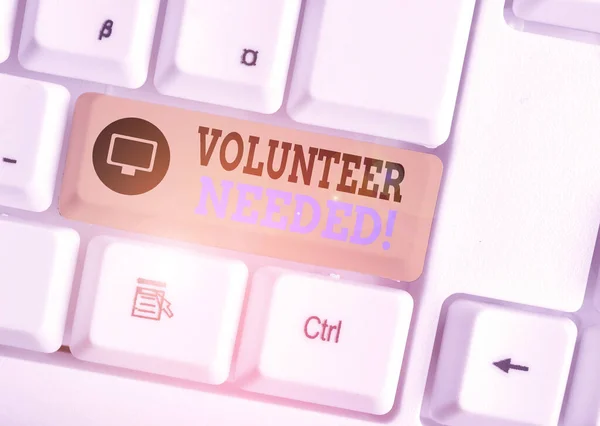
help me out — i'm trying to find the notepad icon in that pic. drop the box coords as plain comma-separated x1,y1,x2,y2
131,278,173,321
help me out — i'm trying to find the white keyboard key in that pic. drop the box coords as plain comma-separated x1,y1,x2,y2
287,0,476,148
0,73,69,212
0,218,79,353
70,236,248,385
1,352,388,426
429,300,576,426
19,0,160,88
513,0,600,34
0,0,18,63
234,268,413,415
154,0,301,113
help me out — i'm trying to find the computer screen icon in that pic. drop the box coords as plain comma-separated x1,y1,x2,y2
107,133,158,176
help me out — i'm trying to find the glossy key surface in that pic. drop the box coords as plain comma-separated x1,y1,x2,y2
59,93,442,282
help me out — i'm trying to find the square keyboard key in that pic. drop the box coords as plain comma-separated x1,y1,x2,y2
19,0,160,88
0,74,69,212
0,0,18,63
0,218,79,353
70,236,248,385
429,299,576,426
287,0,477,147
234,267,414,415
155,0,301,113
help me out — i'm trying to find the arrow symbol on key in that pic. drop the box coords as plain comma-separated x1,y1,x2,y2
493,358,529,374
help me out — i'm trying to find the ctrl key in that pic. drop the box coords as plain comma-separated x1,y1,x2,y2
233,268,414,415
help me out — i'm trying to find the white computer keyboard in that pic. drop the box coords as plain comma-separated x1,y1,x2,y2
2,0,600,425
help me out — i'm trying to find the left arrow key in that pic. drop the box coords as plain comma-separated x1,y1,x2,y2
428,299,576,426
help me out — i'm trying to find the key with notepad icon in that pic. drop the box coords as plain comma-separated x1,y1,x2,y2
70,237,248,384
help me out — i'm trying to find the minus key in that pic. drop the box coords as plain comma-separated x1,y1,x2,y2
2,157,17,164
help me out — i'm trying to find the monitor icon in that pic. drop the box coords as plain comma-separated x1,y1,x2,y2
107,133,158,176
93,117,170,195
